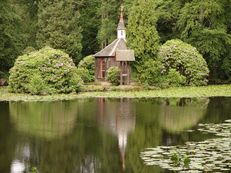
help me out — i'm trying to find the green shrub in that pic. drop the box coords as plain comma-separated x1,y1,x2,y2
77,67,94,83
28,73,47,95
78,55,95,82
0,71,8,79
107,66,120,86
22,46,36,54
137,59,165,86
9,46,82,95
158,39,209,86
137,60,186,88
164,69,186,87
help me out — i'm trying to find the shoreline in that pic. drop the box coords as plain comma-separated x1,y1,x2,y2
0,84,231,102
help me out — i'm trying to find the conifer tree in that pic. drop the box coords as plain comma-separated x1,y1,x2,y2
0,0,28,72
79,0,100,56
127,0,160,63
36,0,82,63
97,0,121,48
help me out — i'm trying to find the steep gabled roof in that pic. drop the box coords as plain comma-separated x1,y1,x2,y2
116,50,135,61
94,39,127,57
117,19,125,30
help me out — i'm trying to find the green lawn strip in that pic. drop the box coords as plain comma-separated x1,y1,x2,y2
0,85,231,102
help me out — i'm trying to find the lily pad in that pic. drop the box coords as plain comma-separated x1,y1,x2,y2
140,119,231,172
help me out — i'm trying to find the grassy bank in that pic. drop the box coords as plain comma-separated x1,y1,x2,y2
0,85,231,102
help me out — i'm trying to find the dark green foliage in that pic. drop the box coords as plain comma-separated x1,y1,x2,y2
36,0,82,63
9,47,82,95
107,66,120,86
0,72,5,79
127,0,160,62
153,0,182,43
97,0,121,48
0,0,39,73
0,71,8,79
0,0,26,71
79,0,100,56
176,0,231,82
158,39,209,86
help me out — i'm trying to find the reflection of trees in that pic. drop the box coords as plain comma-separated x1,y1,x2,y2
0,102,16,173
2,97,219,173
203,97,231,123
7,99,123,173
9,101,78,139
125,98,209,173
126,99,163,173
159,98,209,134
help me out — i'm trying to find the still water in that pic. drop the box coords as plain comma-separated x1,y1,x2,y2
0,97,230,173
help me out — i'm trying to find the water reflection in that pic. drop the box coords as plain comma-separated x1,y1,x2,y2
96,98,135,171
159,98,209,133
0,97,230,173
80,155,101,173
9,101,78,139
10,160,25,173
10,144,30,173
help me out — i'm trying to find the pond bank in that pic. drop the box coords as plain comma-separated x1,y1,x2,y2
0,85,231,102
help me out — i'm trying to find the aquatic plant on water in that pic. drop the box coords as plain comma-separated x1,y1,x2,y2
140,119,231,172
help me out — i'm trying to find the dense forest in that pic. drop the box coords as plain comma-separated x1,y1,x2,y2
0,0,231,83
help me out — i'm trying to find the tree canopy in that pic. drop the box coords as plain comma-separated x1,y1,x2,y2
0,0,230,84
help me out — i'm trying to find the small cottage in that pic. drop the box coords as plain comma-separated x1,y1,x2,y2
93,8,135,85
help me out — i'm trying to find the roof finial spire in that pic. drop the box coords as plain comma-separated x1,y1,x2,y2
120,5,124,22
117,5,126,39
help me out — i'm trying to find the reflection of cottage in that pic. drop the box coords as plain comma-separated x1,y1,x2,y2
96,98,135,171
93,8,135,85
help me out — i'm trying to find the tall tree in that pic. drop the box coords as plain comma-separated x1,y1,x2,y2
79,0,100,57
127,0,160,63
177,0,231,82
36,0,82,63
97,0,121,48
0,0,28,72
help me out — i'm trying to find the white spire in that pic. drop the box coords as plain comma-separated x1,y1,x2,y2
117,6,126,40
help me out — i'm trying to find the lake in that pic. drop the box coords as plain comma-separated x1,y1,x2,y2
0,97,230,173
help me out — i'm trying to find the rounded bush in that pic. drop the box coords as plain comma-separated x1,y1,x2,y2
137,59,164,86
78,55,95,82
138,60,186,87
158,39,209,86
164,69,186,87
107,66,120,86
76,67,93,83
9,46,82,95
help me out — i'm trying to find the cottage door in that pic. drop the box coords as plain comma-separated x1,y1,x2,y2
100,58,106,80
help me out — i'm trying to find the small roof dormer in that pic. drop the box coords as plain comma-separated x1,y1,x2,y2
117,6,126,40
